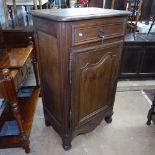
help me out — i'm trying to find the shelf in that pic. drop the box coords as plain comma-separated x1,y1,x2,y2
0,45,33,69
0,86,40,149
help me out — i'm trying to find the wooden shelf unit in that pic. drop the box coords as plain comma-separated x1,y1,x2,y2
0,86,39,149
0,29,40,153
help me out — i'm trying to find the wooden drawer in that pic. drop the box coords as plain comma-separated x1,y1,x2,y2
14,54,32,90
72,21,125,46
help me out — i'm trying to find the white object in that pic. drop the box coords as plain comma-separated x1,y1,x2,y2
6,0,48,6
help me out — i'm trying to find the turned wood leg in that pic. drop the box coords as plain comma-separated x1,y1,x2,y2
105,115,113,124
12,0,18,26
2,69,30,153
62,135,72,151
24,6,29,27
38,0,42,9
21,132,30,153
11,102,30,153
8,6,15,28
33,0,38,10
32,58,40,87
3,0,9,27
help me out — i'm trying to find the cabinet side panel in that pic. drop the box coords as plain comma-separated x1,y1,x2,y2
37,31,62,124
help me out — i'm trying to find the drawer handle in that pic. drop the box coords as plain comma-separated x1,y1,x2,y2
98,30,105,38
98,30,105,44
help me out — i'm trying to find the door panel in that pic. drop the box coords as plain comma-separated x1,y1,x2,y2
71,44,122,129
120,45,144,77
140,46,155,74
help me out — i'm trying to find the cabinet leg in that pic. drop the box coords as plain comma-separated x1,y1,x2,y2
62,136,72,151
45,118,51,127
105,116,112,124
146,97,155,125
21,133,30,153
146,109,153,125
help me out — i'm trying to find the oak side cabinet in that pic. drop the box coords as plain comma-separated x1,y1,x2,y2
31,8,128,150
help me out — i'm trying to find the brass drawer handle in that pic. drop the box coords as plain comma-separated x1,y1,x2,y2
98,30,105,44
98,30,105,39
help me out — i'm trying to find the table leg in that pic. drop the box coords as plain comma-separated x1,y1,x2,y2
3,0,9,27
38,0,42,9
111,0,115,9
33,0,38,9
12,0,18,26
8,6,15,28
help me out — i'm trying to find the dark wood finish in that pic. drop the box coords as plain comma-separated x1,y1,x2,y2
0,29,40,153
88,0,103,8
104,0,112,9
104,0,128,10
31,8,128,150
0,29,34,48
114,0,128,10
30,8,129,21
0,45,39,90
147,96,155,125
0,69,39,152
141,0,155,20
0,45,32,69
151,0,155,17
120,33,155,79
0,29,40,86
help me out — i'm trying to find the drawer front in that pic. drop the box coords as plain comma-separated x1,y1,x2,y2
14,69,23,90
21,54,32,79
72,21,125,46
14,54,32,90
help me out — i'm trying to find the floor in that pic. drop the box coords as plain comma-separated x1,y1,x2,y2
117,80,155,92
1,79,155,155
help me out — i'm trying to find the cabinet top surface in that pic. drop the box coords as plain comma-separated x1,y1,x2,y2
30,8,129,21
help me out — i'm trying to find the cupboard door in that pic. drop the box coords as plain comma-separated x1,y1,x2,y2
120,45,144,78
140,46,155,75
71,43,122,129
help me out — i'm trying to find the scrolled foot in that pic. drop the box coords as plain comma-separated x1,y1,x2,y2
62,136,72,151
63,143,72,151
45,119,51,127
105,116,112,124
25,147,30,153
146,120,151,125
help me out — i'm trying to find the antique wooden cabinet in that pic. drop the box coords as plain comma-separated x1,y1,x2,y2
31,8,128,150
